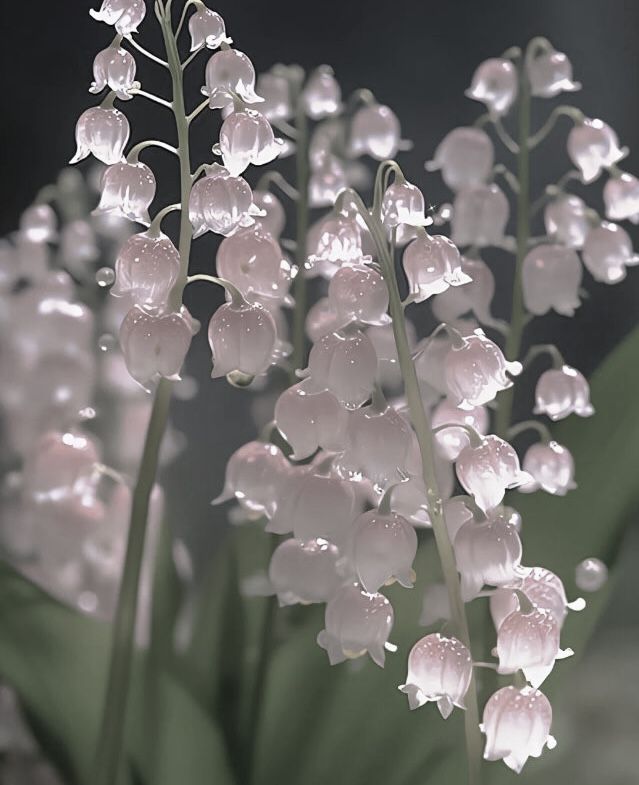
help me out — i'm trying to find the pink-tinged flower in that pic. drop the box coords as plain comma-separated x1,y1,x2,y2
189,164,260,237
527,45,580,97
444,330,522,409
201,49,263,109
575,557,608,592
349,103,401,161
603,171,639,224
481,686,557,773
327,264,389,326
95,162,156,225
544,194,589,249
454,513,526,601
465,58,518,115
432,398,489,461
350,510,417,592
19,204,57,243
305,298,342,343
213,440,290,516
452,184,509,248
317,583,394,667
309,153,348,208
307,212,365,267
567,118,626,183
256,71,292,121
520,440,576,495
399,633,472,717
70,107,130,165
208,300,277,381
442,496,475,541
188,7,231,51
302,66,342,119
402,234,470,302
388,477,431,527
218,109,282,176
522,244,582,316
112,230,179,310
89,43,139,100
432,257,497,327
216,227,289,301
381,179,430,228
89,0,145,34
252,190,286,238
534,365,594,421
269,538,343,606
426,127,494,192
582,221,639,283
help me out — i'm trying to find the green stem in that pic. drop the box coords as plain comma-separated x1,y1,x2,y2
494,71,531,439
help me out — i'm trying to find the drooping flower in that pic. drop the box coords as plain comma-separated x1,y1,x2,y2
256,70,292,121
307,212,365,267
543,194,590,249
208,300,277,381
567,118,626,183
317,583,394,667
308,153,348,208
19,204,57,243
603,171,639,224
432,398,489,461
70,107,130,165
575,557,608,592
94,161,156,225
349,103,401,160
481,686,557,773
534,365,594,421
402,234,470,302
189,164,259,237
188,7,231,51
527,45,580,97
426,127,494,192
350,510,417,592
582,221,639,283
399,633,472,717
522,243,582,316
431,256,497,327
218,109,282,176
381,179,430,228
269,538,343,606
216,227,289,301
451,184,509,248
89,0,146,35
111,230,180,309
201,49,263,109
302,66,342,119
465,58,518,115
89,43,139,99
444,330,522,409
327,264,389,326
520,440,576,495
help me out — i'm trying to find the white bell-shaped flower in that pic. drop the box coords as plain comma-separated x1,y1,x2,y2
520,440,576,495
603,172,639,224
543,194,589,249
582,221,639,283
90,0,146,34
399,633,472,717
208,300,277,380
218,109,282,176
307,212,365,267
309,153,348,208
302,66,341,119
274,380,347,460
216,227,289,301
70,107,130,165
119,305,196,386
256,71,292,121
522,243,582,316
432,256,496,327
252,190,285,238
189,164,258,237
317,583,394,667
465,58,518,115
388,477,430,527
267,470,356,544
202,49,262,109
112,230,180,310
534,365,594,421
426,127,494,192
381,179,430,228
350,510,417,593
95,161,156,225
496,608,572,688
432,398,489,461
454,514,526,601
456,435,531,513
188,7,231,50
307,329,377,409
575,557,608,592
349,103,401,160
452,184,509,248
19,204,57,243
90,43,139,100
213,440,289,515
567,119,626,183
327,264,389,326
445,330,522,409
527,46,580,97
269,538,342,606
402,234,470,302
481,686,556,773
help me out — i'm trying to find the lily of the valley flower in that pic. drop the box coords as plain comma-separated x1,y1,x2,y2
90,0,146,35
350,510,418,592
70,107,130,165
112,229,180,309
432,398,489,461
520,440,577,495
603,171,639,224
218,109,282,176
543,194,590,249
327,264,389,326
302,66,342,119
452,183,509,248
269,537,343,606
216,227,290,302
527,45,580,98
582,221,639,283
522,243,582,316
534,365,594,421
95,161,156,225
189,164,260,237
567,118,626,183
202,48,263,109
188,7,231,51
381,179,431,228
90,42,139,99
208,300,277,381
402,234,471,302
349,103,402,161
426,127,494,192
465,58,518,116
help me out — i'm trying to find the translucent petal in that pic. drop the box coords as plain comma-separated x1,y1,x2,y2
95,161,156,225
70,107,130,166
208,301,277,379
522,244,582,316
427,127,494,192
465,58,518,115
112,230,179,309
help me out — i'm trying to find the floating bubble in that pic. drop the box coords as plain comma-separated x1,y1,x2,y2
98,333,116,352
575,557,608,592
96,266,115,287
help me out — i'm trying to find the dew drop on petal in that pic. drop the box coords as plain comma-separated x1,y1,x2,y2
96,266,115,287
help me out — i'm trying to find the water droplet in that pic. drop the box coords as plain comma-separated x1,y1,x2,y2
98,333,116,352
575,557,608,592
78,406,97,421
96,267,115,287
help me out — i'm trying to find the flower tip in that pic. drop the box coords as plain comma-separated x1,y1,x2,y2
568,597,586,612
506,360,523,377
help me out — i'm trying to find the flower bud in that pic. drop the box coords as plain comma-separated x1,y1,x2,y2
188,7,230,51
70,107,130,165
520,440,576,495
19,204,57,243
327,264,388,325
603,171,639,223
444,330,522,409
90,43,139,100
90,0,146,34
567,118,625,183
481,686,556,773
256,71,292,121
317,583,394,667
307,329,377,409
349,103,401,160
432,398,489,461
189,164,259,237
465,58,518,115
575,557,608,592
527,46,580,97
522,243,582,316
218,109,282,176
269,538,343,606
202,49,263,109
431,256,496,326
452,184,509,248
399,633,472,717
534,364,594,421
302,66,341,119
112,230,180,309
350,510,417,593
208,300,277,380
216,227,289,301
252,190,285,238
426,127,494,191
402,234,470,302
582,221,639,283
95,161,156,225
543,194,589,249
309,153,348,208
381,179,430,228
